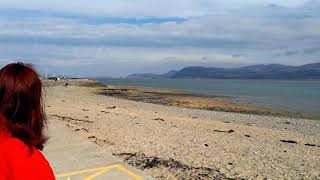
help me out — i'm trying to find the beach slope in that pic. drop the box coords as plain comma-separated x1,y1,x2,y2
44,80,320,179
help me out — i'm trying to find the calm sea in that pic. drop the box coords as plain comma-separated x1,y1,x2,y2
96,78,320,119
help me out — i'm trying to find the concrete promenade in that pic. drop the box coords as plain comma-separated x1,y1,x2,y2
42,120,151,180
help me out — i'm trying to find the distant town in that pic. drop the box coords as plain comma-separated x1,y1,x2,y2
41,72,84,81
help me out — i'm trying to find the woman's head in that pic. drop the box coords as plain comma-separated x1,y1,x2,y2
0,62,46,150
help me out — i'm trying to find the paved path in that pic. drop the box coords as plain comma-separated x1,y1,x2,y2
43,120,151,180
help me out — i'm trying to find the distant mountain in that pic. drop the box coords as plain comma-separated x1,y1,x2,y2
127,63,320,79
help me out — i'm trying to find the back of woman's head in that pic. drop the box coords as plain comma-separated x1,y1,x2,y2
0,62,46,150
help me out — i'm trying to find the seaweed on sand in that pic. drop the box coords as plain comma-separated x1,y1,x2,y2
114,152,243,180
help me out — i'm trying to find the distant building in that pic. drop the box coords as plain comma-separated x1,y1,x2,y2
48,77,60,81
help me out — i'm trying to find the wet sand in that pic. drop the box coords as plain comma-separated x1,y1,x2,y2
44,80,320,179
96,85,305,118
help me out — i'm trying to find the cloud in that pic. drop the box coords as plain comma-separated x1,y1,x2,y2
0,1,320,75
283,50,300,56
0,0,314,18
1,12,318,49
303,47,320,54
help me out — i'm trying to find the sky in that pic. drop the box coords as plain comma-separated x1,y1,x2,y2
0,0,319,76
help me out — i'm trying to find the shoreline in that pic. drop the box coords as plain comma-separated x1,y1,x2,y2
94,82,308,119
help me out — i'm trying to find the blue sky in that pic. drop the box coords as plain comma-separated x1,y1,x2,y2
0,0,319,76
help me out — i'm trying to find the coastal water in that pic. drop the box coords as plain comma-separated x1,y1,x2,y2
96,78,320,119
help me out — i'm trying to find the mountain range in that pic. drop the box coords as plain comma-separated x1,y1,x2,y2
127,63,320,79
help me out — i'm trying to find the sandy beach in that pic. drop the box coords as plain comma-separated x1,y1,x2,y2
44,80,320,179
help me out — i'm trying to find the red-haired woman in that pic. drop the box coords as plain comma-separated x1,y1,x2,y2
0,63,55,179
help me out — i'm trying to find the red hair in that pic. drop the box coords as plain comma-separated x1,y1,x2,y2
0,62,46,151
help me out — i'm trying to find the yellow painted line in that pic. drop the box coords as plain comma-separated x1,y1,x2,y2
115,165,143,180
55,165,117,177
56,164,142,180
83,169,110,180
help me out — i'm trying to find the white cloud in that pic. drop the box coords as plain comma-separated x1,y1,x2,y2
1,12,318,50
0,0,313,17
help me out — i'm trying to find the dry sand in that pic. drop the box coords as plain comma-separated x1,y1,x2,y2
44,80,320,179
